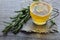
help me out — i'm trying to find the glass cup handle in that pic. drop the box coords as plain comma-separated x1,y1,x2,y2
49,8,59,20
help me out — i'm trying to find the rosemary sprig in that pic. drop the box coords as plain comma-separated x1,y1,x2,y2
50,19,57,28
2,6,30,34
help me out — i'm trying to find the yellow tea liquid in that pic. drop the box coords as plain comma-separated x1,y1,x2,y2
30,11,50,25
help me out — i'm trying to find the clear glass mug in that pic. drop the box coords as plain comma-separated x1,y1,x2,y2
30,1,59,25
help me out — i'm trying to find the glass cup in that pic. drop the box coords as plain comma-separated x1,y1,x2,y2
30,1,59,25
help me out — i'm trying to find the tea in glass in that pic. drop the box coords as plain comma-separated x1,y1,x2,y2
30,2,53,25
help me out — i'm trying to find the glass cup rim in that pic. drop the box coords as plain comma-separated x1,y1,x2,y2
30,1,53,17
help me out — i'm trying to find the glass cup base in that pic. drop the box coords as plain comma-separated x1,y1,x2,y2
33,21,46,25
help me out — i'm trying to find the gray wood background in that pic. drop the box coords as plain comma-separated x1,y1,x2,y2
0,0,60,40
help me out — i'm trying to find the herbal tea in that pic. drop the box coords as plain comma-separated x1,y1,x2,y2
30,2,52,25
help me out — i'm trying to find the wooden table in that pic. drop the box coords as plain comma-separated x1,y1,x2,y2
0,0,60,40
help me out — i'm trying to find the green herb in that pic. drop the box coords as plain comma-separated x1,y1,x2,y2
50,19,57,28
2,6,30,34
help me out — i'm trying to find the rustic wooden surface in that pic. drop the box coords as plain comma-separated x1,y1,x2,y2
0,0,60,40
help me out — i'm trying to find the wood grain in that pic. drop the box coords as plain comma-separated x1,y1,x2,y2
0,0,60,40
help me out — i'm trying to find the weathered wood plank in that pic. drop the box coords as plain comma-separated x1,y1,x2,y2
0,0,60,40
